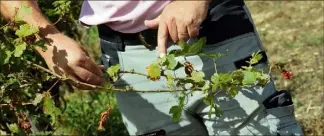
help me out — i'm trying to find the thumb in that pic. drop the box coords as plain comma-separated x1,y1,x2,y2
144,15,160,29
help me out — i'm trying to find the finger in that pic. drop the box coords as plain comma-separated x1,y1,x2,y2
144,15,160,29
157,20,169,57
166,17,178,43
177,21,190,41
73,66,105,86
187,26,200,39
98,65,105,71
78,57,104,77
80,46,90,57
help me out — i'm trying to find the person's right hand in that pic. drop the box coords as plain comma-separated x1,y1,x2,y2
41,34,105,90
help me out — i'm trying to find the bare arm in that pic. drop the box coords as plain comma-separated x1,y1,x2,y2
0,1,60,58
0,1,105,89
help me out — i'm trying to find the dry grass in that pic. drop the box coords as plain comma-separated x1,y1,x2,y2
246,1,324,135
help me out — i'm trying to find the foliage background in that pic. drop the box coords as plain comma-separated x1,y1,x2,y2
0,1,323,135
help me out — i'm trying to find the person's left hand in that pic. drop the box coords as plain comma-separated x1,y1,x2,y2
144,1,211,57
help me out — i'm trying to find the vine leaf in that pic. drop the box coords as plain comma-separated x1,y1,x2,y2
174,37,206,57
42,92,61,126
201,80,211,93
227,86,239,98
250,51,263,65
177,41,189,50
14,42,27,57
15,24,38,38
7,123,21,134
166,54,181,70
169,105,182,122
107,64,120,82
146,63,161,81
33,40,47,51
14,3,33,23
166,73,174,89
242,71,257,85
213,105,224,117
32,93,44,106
190,71,205,83
169,94,186,122
156,56,167,66
0,49,12,65
187,37,206,55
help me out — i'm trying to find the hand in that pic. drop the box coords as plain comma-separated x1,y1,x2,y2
144,1,210,57
41,34,105,90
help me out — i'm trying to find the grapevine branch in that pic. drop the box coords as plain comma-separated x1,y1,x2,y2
0,103,33,108
31,62,188,92
119,70,185,81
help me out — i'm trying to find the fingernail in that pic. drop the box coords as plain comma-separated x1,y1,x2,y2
159,53,166,58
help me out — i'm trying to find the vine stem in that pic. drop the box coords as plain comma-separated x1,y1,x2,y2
31,62,188,92
0,103,33,108
213,59,218,74
119,70,147,77
0,22,10,30
119,70,185,81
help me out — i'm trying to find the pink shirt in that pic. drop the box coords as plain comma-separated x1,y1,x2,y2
79,1,171,33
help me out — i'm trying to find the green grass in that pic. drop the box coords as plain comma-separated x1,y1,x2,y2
55,91,128,136
246,1,324,135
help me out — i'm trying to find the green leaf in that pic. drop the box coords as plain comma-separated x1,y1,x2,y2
177,41,189,50
32,93,44,106
190,71,205,83
242,71,257,85
166,73,174,89
187,37,206,55
174,41,190,57
156,56,167,66
227,86,239,98
8,123,19,133
43,92,61,126
213,105,224,117
14,42,27,57
15,24,38,38
201,80,210,93
211,73,219,84
0,50,12,65
169,105,182,122
107,64,120,82
250,51,263,65
166,54,179,70
211,74,220,92
33,40,47,51
147,63,161,81
256,72,270,87
14,3,33,22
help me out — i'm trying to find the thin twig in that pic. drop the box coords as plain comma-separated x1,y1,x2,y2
119,70,148,77
47,79,60,92
213,59,218,74
31,62,101,89
53,15,63,25
111,87,185,93
213,90,223,96
119,70,185,81
0,22,10,30
31,61,188,92
31,63,65,80
0,103,33,108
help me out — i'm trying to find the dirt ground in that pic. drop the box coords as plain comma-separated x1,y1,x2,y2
246,1,324,135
